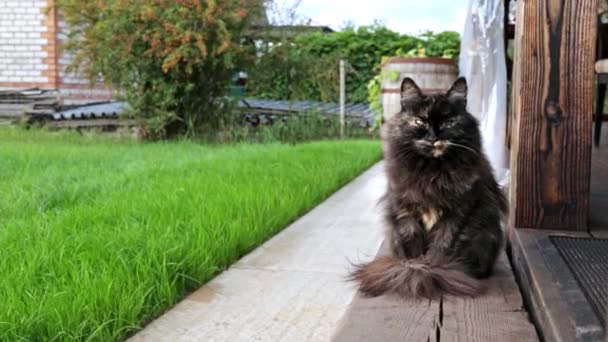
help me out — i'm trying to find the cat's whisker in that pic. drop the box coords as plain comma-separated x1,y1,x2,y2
445,142,479,156
397,145,417,158
416,140,432,146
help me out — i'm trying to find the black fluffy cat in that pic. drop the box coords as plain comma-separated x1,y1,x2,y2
351,77,507,299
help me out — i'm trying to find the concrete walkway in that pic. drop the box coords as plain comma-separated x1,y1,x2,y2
130,162,386,342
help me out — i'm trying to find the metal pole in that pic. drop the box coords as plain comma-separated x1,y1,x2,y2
339,59,345,139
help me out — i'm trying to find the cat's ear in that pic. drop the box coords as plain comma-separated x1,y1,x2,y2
400,78,422,107
446,77,467,105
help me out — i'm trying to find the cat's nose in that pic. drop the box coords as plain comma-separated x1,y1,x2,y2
427,128,437,142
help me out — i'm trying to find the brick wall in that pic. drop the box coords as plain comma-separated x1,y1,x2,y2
55,16,112,105
0,0,53,88
0,0,112,104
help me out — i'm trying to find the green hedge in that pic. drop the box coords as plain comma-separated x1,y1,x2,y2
246,26,460,103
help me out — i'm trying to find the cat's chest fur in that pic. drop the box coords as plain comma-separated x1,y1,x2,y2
420,208,442,231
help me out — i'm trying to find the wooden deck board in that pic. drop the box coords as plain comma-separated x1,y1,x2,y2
332,241,538,342
503,128,608,340
332,294,440,342
440,253,538,342
332,241,440,342
510,229,605,341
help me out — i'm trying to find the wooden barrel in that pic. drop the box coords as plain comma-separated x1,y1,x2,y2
381,57,457,121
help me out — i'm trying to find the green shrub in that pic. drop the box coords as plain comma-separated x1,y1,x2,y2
56,0,262,138
247,26,460,104
245,43,341,102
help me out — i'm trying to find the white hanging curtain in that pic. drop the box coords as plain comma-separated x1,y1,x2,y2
459,0,510,186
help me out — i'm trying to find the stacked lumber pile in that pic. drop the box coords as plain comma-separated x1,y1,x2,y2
0,89,59,124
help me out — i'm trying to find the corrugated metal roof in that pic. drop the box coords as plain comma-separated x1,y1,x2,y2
53,102,128,120
51,99,377,125
239,99,376,125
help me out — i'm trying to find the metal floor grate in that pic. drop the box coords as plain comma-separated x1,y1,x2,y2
550,236,608,328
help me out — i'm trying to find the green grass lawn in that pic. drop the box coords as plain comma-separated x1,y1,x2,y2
0,128,382,341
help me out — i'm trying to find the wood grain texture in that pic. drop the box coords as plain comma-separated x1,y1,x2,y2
381,58,457,121
440,254,538,342
332,241,538,342
332,241,440,342
332,293,440,342
509,0,598,230
510,229,605,341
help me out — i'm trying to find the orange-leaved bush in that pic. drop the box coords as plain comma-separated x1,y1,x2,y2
56,0,262,138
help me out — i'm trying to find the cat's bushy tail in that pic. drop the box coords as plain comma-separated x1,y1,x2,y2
350,255,484,299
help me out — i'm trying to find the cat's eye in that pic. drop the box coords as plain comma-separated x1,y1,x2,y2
414,119,424,127
443,120,456,128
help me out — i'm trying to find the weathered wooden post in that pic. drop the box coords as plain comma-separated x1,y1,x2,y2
509,0,598,230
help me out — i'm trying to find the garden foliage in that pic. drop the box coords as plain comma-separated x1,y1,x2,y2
0,128,381,340
56,0,262,138
247,26,460,104
56,0,458,138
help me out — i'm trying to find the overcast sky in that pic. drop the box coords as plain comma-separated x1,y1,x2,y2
289,0,469,35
